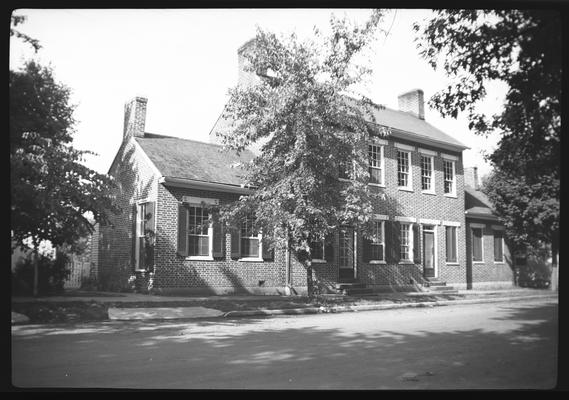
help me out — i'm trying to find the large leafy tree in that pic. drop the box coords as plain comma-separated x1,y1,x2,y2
10,16,119,294
216,10,387,295
414,9,560,289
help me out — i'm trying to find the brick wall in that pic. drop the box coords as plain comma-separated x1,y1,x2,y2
98,139,159,292
153,184,291,295
354,137,467,288
465,219,514,289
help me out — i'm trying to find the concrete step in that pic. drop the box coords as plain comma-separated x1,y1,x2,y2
335,282,366,290
344,287,376,296
425,279,447,287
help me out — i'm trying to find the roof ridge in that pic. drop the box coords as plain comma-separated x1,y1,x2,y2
138,133,243,151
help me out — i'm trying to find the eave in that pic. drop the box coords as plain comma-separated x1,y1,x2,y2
158,176,253,194
464,211,501,221
387,126,470,153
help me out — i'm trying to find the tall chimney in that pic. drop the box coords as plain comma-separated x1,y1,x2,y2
398,89,425,120
464,166,480,190
237,38,262,87
123,96,147,141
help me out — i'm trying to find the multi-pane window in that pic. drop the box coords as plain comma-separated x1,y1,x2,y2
472,227,483,262
445,226,457,263
188,206,210,257
494,230,504,262
240,215,260,258
421,155,434,192
397,150,412,189
368,144,384,185
370,221,385,261
400,223,412,260
443,160,456,195
310,240,325,261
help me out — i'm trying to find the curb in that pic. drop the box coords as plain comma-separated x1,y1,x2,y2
223,293,558,318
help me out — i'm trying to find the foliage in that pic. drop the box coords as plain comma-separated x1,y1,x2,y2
10,60,120,253
12,252,70,296
414,9,560,257
216,10,388,262
10,14,41,52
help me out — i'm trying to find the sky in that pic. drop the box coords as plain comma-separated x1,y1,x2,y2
10,8,507,179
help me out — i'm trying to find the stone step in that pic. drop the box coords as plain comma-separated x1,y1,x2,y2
425,280,447,287
431,285,455,291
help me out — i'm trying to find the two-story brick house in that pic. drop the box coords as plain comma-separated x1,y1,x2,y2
97,40,514,295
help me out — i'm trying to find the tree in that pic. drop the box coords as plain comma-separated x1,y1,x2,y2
10,16,119,295
215,10,387,295
414,9,560,290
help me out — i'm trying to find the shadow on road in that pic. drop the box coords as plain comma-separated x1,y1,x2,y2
11,300,558,390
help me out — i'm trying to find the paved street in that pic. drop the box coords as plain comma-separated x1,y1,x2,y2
11,297,558,390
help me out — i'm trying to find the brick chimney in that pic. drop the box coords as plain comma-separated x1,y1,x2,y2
237,38,262,87
464,166,480,190
398,89,425,120
123,96,147,141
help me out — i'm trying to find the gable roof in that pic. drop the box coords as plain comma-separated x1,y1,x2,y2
465,185,500,221
368,105,468,151
209,96,469,152
135,133,254,186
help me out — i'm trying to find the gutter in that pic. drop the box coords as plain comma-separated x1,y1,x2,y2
464,211,500,221
158,176,254,194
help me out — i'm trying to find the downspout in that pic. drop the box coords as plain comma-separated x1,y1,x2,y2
285,236,292,295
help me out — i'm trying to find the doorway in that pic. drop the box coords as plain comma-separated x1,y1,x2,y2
423,225,436,278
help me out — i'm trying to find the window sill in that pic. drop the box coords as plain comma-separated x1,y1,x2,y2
473,261,485,264
446,262,459,266
368,183,385,188
186,256,214,261
422,190,436,195
311,259,327,264
444,193,457,198
494,261,505,264
398,187,414,192
398,260,415,265
369,260,386,264
238,257,264,262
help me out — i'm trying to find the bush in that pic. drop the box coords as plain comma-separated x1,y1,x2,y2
12,251,70,296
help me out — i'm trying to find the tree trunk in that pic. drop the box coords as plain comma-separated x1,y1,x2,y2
305,260,314,297
32,252,39,297
550,241,558,292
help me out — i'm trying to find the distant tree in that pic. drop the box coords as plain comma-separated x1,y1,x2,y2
414,9,560,290
10,17,119,295
216,10,387,295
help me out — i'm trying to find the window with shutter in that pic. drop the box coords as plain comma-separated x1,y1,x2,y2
177,203,188,257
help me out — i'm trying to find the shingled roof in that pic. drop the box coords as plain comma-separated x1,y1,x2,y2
135,133,254,186
465,185,500,221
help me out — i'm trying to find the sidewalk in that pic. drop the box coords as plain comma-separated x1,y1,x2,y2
12,288,558,325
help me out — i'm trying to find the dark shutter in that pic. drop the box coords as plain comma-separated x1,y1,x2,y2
177,203,188,257
413,224,421,264
262,234,274,261
144,201,156,271
131,204,137,270
212,210,225,258
362,237,372,263
230,226,241,259
324,234,335,263
389,221,400,263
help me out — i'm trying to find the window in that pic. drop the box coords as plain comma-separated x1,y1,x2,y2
134,201,155,270
400,223,413,261
368,144,384,185
443,159,456,195
397,150,412,190
445,226,457,263
240,215,260,258
310,240,325,261
370,220,385,261
187,206,210,257
494,230,504,262
421,155,434,192
472,227,483,262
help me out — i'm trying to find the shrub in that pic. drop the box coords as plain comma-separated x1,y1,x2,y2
12,251,70,296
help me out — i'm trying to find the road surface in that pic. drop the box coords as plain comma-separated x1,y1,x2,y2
11,297,558,390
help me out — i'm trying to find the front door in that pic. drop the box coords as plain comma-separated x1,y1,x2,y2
338,227,355,281
423,226,436,277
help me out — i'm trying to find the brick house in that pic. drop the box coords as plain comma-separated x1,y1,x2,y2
97,40,515,295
